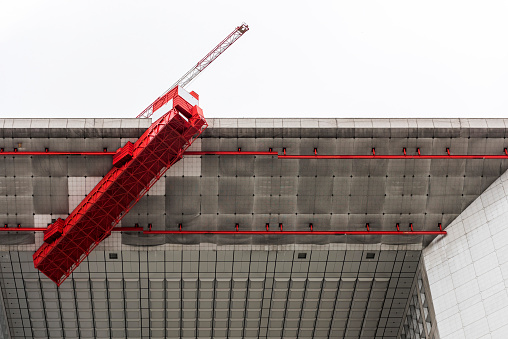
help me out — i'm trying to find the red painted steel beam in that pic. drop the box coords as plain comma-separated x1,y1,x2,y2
0,227,46,232
0,151,278,156
278,155,508,159
110,227,144,232
0,152,116,155
0,151,277,156
143,230,446,235
32,87,207,286
0,227,141,232
4,151,508,159
185,151,278,155
0,228,445,235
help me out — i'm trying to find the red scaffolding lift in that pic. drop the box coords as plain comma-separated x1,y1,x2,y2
33,87,207,285
33,24,249,285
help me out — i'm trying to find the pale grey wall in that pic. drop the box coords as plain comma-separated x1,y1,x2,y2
423,170,508,338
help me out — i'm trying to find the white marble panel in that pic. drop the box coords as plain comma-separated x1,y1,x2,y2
424,169,508,338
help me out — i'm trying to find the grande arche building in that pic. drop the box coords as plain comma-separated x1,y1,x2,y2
1,116,508,338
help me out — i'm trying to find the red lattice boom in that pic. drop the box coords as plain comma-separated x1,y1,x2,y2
33,87,207,285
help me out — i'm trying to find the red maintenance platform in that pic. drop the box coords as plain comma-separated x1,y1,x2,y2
33,86,207,285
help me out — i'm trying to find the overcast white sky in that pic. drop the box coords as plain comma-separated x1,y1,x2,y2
1,1,507,119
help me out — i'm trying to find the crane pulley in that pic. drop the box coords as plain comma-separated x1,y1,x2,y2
136,23,249,119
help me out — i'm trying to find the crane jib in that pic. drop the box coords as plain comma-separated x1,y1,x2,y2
136,23,248,119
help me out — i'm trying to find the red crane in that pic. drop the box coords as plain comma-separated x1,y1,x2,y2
33,23,249,285
136,23,249,119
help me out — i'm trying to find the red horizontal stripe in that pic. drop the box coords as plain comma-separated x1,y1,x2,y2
2,151,507,159
0,228,445,235
143,230,446,235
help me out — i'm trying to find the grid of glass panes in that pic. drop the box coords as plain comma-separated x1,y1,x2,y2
399,272,437,339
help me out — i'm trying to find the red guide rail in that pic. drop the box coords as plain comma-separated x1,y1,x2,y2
4,151,508,159
1,228,446,235
137,230,446,235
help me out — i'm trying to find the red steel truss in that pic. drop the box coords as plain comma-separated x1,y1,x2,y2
33,87,207,285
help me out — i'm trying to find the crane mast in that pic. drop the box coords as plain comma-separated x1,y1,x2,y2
136,23,249,119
